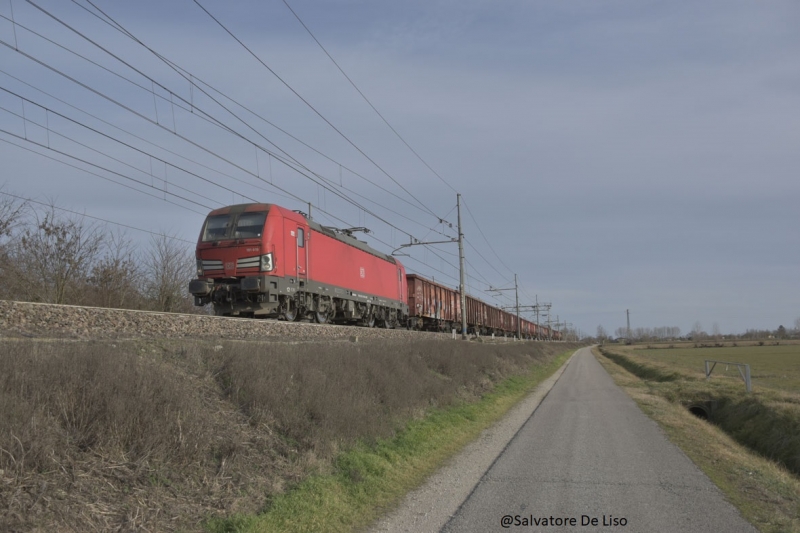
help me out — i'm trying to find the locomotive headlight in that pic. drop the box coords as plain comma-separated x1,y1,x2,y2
196,259,203,277
260,252,274,272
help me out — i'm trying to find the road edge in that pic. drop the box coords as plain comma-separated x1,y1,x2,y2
367,347,582,533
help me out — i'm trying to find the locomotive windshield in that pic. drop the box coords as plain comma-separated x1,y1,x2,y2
201,211,268,242
233,212,267,238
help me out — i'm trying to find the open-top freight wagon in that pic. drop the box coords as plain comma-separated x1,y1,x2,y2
407,274,556,339
189,203,558,339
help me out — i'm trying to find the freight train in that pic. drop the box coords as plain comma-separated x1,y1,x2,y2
188,203,559,340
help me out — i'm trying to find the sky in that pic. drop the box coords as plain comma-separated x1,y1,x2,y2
0,0,798,337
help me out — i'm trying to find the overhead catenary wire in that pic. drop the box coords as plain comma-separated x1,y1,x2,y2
68,0,444,224
4,2,518,300
0,67,299,205
4,4,457,242
0,136,207,215
279,0,459,195
0,125,214,210
0,190,196,244
0,93,230,207
189,0,446,222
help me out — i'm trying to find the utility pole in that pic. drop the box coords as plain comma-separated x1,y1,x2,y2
532,296,551,340
626,309,631,339
515,274,520,340
391,194,465,339
489,273,520,339
457,194,467,340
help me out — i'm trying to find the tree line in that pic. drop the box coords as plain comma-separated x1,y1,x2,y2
594,320,800,343
0,191,200,313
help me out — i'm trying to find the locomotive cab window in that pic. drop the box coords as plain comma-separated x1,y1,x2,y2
234,211,267,239
202,215,231,241
297,228,305,247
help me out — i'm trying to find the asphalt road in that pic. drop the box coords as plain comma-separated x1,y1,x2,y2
438,347,757,533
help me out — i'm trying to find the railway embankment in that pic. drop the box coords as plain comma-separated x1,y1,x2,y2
0,299,454,341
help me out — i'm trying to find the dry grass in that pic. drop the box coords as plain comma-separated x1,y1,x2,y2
0,337,576,531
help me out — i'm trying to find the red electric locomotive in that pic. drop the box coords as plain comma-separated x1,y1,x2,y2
189,203,408,326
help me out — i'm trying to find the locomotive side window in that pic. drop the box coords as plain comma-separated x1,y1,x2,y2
202,215,231,241
234,212,267,238
297,228,305,247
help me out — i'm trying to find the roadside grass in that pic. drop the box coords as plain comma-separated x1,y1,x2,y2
207,349,575,533
594,346,800,533
0,336,580,532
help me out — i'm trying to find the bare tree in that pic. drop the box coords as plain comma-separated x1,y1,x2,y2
691,321,706,340
87,230,144,309
11,205,104,304
144,232,195,313
0,190,28,300
712,322,721,339
0,188,27,240
794,317,800,334
596,325,608,340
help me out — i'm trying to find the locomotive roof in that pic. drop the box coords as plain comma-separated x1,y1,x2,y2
207,203,272,216
307,218,397,264
205,203,397,264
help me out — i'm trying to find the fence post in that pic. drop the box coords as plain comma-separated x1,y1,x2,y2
745,364,752,393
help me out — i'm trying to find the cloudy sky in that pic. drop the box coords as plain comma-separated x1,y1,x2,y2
1,0,798,336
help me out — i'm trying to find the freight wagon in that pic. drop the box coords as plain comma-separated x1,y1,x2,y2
407,274,551,339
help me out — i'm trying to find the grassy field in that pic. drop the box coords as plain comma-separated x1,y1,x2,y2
622,341,800,391
595,343,800,533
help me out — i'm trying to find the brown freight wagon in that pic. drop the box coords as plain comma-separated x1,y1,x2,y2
407,274,542,337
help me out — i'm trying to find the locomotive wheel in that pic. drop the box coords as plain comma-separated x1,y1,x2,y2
314,310,333,324
362,315,375,328
282,302,302,322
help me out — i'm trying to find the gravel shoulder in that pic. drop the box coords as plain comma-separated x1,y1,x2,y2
367,349,579,533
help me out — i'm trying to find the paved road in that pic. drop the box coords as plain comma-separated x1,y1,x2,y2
439,347,756,533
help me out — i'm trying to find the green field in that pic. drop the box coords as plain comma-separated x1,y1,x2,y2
615,342,800,392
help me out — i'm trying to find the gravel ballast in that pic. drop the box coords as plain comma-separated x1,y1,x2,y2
0,300,456,341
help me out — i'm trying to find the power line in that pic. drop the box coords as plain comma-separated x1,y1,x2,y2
0,136,206,215
190,0,445,221
280,0,459,195
4,2,509,294
0,121,213,210
4,4,456,243
0,92,229,207
0,190,196,244
70,0,443,224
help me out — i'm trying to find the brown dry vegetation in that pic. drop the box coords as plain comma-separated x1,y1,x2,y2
0,337,577,532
